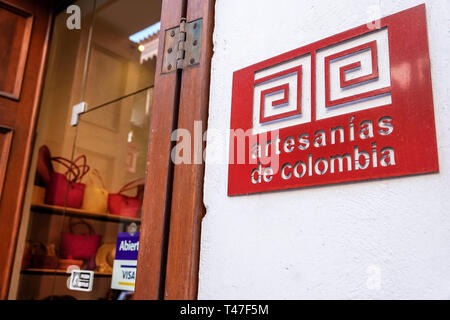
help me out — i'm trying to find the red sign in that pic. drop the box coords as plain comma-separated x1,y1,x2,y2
228,4,439,196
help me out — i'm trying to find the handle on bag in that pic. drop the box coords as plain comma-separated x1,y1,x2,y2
118,178,145,195
68,218,95,235
70,155,90,181
51,157,80,183
51,155,89,183
90,169,106,189
75,164,90,181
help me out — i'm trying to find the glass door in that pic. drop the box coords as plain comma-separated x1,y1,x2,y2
11,0,162,300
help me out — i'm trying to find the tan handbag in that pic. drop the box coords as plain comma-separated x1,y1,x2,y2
81,169,108,213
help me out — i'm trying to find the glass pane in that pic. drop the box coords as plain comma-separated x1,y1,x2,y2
76,88,152,202
18,88,152,300
83,0,161,109
14,0,97,300
12,0,161,300
55,87,153,300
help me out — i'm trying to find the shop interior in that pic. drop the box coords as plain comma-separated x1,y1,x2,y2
8,0,162,300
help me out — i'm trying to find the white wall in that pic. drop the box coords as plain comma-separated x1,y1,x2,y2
199,0,450,299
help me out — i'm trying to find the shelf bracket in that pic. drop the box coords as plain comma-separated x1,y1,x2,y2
71,102,88,127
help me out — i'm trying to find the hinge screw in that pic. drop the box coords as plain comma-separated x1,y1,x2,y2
168,47,172,53
168,64,172,70
170,30,175,37
193,40,198,46
190,58,195,65
193,23,197,29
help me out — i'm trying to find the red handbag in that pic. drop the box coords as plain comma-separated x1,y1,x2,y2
60,218,102,260
45,155,89,208
108,178,145,218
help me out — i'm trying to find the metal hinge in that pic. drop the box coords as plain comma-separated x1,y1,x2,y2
162,18,203,73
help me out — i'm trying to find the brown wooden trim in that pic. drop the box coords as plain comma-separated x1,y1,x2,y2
0,128,14,199
163,0,215,300
134,0,184,300
0,1,34,100
0,1,53,299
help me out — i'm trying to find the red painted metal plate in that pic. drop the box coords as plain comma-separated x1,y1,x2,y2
228,4,439,196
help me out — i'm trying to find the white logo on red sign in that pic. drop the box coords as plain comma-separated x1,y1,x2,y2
253,29,391,134
229,5,438,196
253,54,312,134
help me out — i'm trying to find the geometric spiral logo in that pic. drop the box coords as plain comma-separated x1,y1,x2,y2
316,28,392,120
258,66,302,124
325,40,387,107
252,54,312,135
252,28,392,133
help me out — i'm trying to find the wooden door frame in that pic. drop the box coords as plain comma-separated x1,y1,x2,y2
0,0,53,299
134,0,214,300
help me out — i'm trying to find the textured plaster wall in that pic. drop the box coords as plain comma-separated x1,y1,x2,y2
199,0,450,299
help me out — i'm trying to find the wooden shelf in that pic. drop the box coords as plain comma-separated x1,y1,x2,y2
21,268,112,277
30,203,141,224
